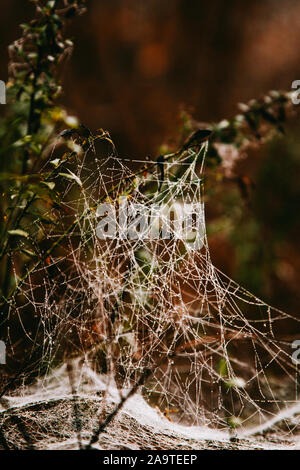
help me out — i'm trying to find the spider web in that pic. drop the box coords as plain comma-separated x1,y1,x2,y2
2,136,300,448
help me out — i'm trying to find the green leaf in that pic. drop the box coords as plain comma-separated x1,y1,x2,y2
42,181,55,190
8,229,29,238
27,182,58,201
21,249,37,258
218,358,228,378
59,170,82,187
0,173,45,182
28,210,56,225
50,158,60,168
227,416,242,429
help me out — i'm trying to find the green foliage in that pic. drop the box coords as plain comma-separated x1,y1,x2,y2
0,0,87,300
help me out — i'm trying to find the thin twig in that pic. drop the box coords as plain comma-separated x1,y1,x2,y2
66,361,83,450
85,366,152,450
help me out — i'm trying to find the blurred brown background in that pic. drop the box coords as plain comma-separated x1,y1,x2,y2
1,0,300,317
